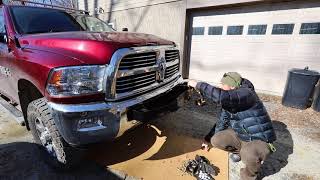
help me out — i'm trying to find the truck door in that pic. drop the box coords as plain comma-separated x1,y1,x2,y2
0,7,7,95
0,7,16,102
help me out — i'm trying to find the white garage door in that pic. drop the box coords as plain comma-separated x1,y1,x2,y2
189,2,320,95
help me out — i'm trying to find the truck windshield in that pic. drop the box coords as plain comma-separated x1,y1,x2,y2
72,14,115,32
10,6,114,34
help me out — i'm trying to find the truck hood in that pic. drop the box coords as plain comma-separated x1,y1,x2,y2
18,31,174,64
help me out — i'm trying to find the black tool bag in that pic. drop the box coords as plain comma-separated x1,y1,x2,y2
185,155,219,180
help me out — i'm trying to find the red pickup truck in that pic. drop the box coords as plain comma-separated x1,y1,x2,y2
0,2,186,167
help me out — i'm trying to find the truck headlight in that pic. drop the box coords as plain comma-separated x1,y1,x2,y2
46,65,106,97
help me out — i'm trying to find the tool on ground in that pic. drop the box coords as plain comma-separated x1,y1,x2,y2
184,155,219,180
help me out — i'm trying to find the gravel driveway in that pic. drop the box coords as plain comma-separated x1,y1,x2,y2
230,95,320,180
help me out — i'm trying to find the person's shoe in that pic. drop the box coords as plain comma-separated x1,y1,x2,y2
230,153,241,162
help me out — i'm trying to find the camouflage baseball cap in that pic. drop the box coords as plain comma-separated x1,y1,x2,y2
221,72,242,88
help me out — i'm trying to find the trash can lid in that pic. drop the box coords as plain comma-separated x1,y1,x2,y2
290,67,320,76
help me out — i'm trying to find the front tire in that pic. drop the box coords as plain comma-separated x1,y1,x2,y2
27,98,82,168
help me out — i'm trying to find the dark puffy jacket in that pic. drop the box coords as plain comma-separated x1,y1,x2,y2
197,79,276,143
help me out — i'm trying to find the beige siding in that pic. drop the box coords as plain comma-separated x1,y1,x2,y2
78,0,181,13
77,0,84,10
186,0,264,9
106,0,181,11
100,1,185,47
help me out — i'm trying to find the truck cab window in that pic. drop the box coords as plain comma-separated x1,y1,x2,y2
73,15,114,32
10,6,84,34
0,8,7,44
10,6,114,35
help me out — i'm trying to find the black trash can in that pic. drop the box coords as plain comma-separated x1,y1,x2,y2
282,67,320,109
312,83,320,112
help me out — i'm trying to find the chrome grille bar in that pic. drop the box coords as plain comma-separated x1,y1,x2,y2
165,64,179,79
116,71,156,94
119,52,156,70
165,50,179,62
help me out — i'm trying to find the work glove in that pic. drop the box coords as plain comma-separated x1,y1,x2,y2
201,142,211,152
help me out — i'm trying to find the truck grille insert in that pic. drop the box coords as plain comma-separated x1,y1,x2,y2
165,64,179,79
119,52,157,70
113,49,180,99
116,71,156,94
165,50,179,62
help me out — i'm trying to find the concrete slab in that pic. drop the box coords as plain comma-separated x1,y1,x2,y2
0,105,32,144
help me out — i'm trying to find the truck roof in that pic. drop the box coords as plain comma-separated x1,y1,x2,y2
1,0,89,14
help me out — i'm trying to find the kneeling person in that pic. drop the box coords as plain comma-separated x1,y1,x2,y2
188,72,276,180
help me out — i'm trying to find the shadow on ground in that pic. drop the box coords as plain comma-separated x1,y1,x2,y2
0,142,123,180
87,97,219,165
146,125,202,161
87,125,159,165
259,121,294,179
87,123,202,165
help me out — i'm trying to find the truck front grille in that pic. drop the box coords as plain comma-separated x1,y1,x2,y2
112,48,180,100
165,64,179,79
118,52,157,70
165,50,179,62
116,71,156,94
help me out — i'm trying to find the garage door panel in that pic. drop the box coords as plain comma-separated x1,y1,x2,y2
189,2,320,95
293,43,320,57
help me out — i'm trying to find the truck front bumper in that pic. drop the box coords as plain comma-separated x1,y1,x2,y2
48,77,187,146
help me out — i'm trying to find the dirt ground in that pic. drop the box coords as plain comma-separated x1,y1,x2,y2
88,124,227,180
0,93,319,180
0,96,228,180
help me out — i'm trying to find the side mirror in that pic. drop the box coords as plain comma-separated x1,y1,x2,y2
122,28,128,32
0,33,7,44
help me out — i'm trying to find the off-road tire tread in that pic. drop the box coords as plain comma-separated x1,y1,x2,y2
27,98,78,168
